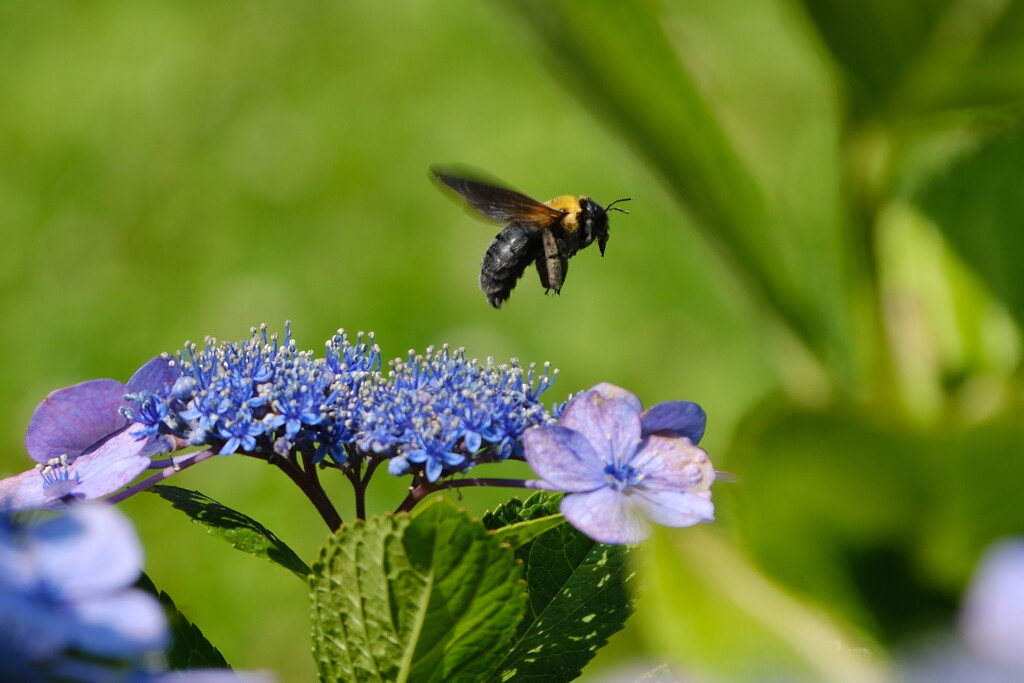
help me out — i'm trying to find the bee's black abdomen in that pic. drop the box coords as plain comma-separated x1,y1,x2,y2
479,223,541,308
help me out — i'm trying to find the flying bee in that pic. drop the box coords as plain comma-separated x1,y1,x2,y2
431,165,631,308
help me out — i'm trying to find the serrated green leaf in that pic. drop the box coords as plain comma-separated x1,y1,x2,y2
136,573,230,670
310,499,526,683
483,491,561,530
483,493,634,683
149,484,310,580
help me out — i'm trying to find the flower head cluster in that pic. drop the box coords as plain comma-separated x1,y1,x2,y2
367,345,556,481
524,383,715,544
129,324,557,482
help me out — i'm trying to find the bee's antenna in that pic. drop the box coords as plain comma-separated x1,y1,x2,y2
605,197,632,214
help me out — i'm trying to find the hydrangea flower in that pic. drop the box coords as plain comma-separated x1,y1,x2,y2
523,383,715,544
0,430,167,511
960,539,1024,668
900,538,1024,683
0,358,175,512
0,324,562,526
0,504,169,680
0,505,275,682
362,344,556,480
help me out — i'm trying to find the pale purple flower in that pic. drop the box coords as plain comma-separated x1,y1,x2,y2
0,357,174,512
0,429,166,511
0,505,169,679
523,383,715,544
901,539,1024,683
960,539,1024,668
0,505,276,682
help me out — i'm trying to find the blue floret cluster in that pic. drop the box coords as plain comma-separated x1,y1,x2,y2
128,324,558,482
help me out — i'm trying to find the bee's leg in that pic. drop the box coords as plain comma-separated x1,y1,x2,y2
536,230,566,295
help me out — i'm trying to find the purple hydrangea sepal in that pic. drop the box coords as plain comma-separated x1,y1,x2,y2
523,384,715,544
0,429,167,512
568,382,707,443
24,356,176,464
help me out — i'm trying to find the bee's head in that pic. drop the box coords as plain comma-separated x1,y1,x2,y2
578,197,631,256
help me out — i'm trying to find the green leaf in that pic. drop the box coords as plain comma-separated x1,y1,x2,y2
482,492,561,529
483,493,635,683
136,572,230,670
653,408,1024,681
310,498,526,683
149,484,310,580
909,127,1024,327
923,417,1024,587
940,3,1024,111
490,512,565,549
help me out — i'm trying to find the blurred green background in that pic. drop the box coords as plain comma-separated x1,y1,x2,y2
4,0,1024,680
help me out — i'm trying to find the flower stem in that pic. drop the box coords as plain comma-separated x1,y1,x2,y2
273,453,343,532
106,449,218,503
349,456,383,521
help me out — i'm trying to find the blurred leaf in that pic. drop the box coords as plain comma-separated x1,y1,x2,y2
871,200,1019,422
939,2,1024,109
796,0,1024,117
136,572,230,670
150,484,310,580
725,406,951,642
310,499,525,683
924,417,1024,587
637,527,891,683
483,493,634,683
501,0,863,382
795,0,951,115
909,126,1024,327
725,402,1024,647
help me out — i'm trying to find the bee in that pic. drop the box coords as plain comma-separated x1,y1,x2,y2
431,165,631,308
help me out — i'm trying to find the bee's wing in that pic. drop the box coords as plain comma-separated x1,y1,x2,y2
432,167,565,227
